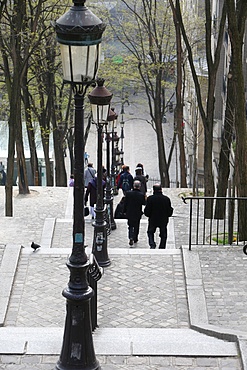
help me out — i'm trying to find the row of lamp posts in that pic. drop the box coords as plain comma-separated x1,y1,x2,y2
105,109,118,230
89,80,112,269
54,0,121,369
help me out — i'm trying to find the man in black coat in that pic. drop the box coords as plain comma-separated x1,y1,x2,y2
144,184,173,249
124,180,146,246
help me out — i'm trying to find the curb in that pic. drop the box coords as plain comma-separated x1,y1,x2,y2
182,246,247,369
0,244,21,326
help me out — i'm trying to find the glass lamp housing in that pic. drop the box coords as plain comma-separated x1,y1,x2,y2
55,0,106,84
88,79,113,124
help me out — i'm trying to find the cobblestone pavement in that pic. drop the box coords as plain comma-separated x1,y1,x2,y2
1,87,246,369
52,219,151,249
0,186,246,369
4,253,67,327
200,247,247,332
5,252,188,329
0,187,68,245
0,354,242,370
97,253,188,329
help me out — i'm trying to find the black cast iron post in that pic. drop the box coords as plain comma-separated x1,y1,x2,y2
88,79,112,267
110,119,118,195
105,129,111,179
54,1,106,368
120,103,125,164
55,89,99,370
104,109,117,230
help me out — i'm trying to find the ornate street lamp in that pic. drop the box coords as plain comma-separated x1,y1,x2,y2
105,108,118,230
54,1,105,369
88,79,112,267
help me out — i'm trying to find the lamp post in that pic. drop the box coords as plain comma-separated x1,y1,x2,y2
110,115,119,195
54,1,105,369
105,108,117,230
120,103,125,164
88,79,112,267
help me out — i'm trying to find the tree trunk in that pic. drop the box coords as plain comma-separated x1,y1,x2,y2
204,120,214,218
4,0,27,215
215,67,235,219
156,126,170,187
170,0,187,188
41,135,53,186
192,128,198,196
53,128,67,186
22,75,40,185
5,112,16,216
154,71,170,187
232,47,247,240
16,142,30,194
226,0,247,240
15,113,30,194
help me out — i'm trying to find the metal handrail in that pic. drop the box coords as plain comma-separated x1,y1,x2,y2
182,196,247,250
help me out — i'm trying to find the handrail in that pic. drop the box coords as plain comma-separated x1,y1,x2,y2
182,196,247,250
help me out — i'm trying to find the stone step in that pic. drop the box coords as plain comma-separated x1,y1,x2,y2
0,327,238,356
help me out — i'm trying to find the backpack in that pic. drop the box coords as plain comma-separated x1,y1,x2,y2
121,174,130,192
114,199,126,219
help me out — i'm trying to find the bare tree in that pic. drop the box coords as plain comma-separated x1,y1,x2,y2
225,0,247,240
175,0,226,215
0,0,31,216
106,0,177,187
28,30,67,187
215,60,235,219
169,0,187,188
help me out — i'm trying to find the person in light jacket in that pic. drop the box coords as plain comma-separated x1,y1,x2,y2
84,163,96,188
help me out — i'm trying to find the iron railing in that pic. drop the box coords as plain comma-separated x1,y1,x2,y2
147,178,202,189
147,178,179,188
182,196,247,250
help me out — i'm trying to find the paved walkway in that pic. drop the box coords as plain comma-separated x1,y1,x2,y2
0,186,247,369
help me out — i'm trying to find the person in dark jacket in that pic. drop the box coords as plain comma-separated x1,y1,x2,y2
123,180,146,246
85,177,105,219
144,184,173,249
133,167,147,196
117,165,134,195
116,165,126,189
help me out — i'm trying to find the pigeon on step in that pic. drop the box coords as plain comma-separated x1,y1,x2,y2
31,242,41,251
